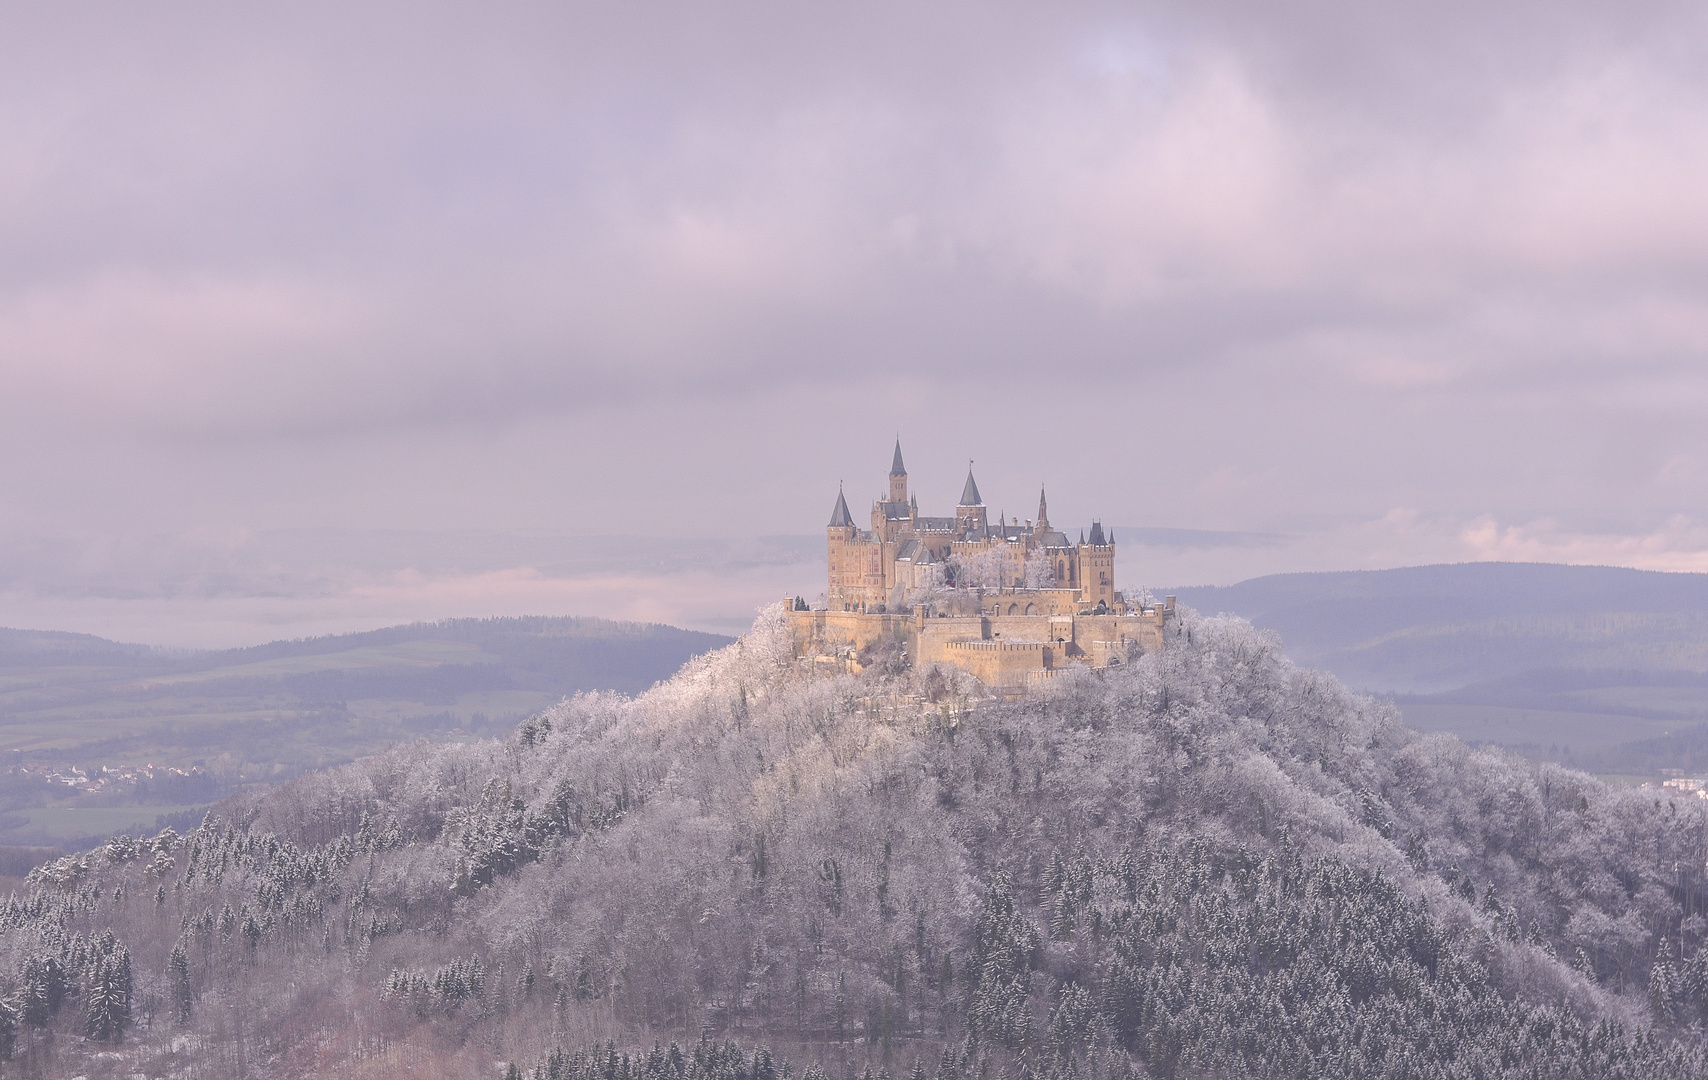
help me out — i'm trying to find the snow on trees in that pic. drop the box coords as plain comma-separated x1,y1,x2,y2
0,604,1703,1077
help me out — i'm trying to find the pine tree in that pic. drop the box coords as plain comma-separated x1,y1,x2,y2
85,954,129,1042
0,997,16,1061
17,955,50,1027
170,941,193,1022
1652,942,1680,1025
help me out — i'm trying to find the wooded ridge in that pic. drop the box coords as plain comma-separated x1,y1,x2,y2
1,603,1704,1078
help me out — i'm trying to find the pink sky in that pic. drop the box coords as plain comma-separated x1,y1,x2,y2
3,1,1708,645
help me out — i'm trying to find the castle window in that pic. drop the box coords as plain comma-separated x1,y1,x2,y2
1025,604,1036,615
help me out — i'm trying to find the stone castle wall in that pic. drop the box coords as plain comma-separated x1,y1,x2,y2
787,600,1175,689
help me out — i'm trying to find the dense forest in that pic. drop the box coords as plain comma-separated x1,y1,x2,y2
1,604,1706,1078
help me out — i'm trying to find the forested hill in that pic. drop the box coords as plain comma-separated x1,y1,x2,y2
5,605,1708,1078
1168,561,1708,694
1170,562,1708,775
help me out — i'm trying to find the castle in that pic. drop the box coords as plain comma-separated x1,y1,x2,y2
788,441,1175,688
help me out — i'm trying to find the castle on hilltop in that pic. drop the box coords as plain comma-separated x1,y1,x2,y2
788,440,1175,689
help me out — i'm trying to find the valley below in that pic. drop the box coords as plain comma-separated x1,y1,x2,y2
0,617,728,853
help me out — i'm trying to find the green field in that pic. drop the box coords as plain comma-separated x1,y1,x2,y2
1396,703,1681,753
0,803,209,845
133,639,499,686
0,687,571,762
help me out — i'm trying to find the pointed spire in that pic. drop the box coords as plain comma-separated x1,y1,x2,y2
890,438,906,477
1037,485,1049,527
1089,521,1106,545
959,463,983,507
828,486,854,528
1079,529,1085,545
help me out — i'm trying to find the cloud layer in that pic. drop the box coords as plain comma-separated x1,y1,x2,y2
3,1,1707,642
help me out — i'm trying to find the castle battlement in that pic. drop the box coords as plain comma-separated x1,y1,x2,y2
788,441,1176,689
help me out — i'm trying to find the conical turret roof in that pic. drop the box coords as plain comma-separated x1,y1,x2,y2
890,439,906,476
959,467,983,507
828,488,855,528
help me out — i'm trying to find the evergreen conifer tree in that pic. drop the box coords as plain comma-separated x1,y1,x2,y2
170,941,193,1022
0,998,16,1061
83,942,132,1043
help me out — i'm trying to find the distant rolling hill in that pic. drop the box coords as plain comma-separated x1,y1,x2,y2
1170,562,1708,777
0,616,730,850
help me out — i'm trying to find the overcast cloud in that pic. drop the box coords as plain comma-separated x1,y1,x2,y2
3,1,1708,645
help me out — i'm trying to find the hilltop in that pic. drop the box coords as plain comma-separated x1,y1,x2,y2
1,604,1705,1077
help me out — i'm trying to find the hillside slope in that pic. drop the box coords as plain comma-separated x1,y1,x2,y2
3,605,1706,1078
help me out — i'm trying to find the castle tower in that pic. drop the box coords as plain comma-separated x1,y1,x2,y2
955,465,988,534
1082,520,1117,611
827,486,859,608
888,439,908,503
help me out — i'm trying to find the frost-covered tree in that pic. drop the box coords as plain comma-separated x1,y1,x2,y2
168,941,192,1023
1,603,1706,1076
947,547,1008,590
1021,552,1055,589
83,940,131,1042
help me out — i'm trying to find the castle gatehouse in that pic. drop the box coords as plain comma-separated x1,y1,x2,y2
787,441,1175,688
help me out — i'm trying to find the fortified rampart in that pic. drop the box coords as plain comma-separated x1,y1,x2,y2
787,600,1175,688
